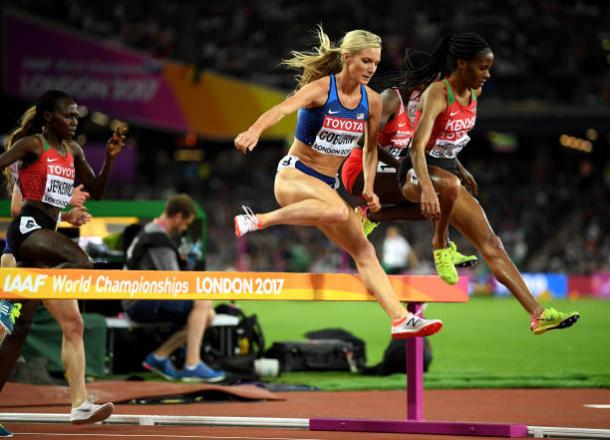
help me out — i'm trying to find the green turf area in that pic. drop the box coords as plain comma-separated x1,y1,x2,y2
233,297,610,390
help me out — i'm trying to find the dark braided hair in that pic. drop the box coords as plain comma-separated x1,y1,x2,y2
399,33,490,92
4,90,72,192
371,49,432,93
403,49,432,72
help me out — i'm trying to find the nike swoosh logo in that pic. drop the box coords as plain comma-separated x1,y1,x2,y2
76,408,91,413
47,158,58,162
398,123,406,127
328,110,340,114
450,111,459,116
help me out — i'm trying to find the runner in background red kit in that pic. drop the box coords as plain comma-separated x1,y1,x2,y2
341,49,478,275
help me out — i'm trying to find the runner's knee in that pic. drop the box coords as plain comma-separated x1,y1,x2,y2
479,233,505,261
59,313,84,340
436,175,461,203
323,204,350,224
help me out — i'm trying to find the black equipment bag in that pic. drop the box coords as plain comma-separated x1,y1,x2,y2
362,337,433,375
265,339,364,372
205,304,265,359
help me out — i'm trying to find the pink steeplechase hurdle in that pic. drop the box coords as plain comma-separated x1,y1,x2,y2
310,301,529,438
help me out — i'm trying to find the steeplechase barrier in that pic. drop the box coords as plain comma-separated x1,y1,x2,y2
0,268,602,438
0,413,607,438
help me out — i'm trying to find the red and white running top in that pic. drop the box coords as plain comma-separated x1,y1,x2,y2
376,90,421,173
19,134,75,209
414,78,477,159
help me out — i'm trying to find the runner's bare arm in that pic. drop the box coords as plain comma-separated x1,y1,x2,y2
0,136,41,170
71,128,125,200
376,89,401,168
234,78,329,153
410,82,447,219
362,90,382,212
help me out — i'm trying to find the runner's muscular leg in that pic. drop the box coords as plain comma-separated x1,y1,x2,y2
317,205,407,321
3,230,93,402
43,299,87,408
257,168,349,227
449,187,543,317
401,166,461,249
17,230,93,269
0,230,91,392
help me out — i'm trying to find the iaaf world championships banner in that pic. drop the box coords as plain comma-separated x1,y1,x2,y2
0,268,468,302
2,8,294,138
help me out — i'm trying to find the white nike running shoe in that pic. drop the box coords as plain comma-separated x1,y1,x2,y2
234,205,261,237
70,401,114,424
391,305,443,339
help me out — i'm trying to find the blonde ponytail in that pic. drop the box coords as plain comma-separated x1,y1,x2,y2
281,26,342,89
282,26,382,90
4,106,40,193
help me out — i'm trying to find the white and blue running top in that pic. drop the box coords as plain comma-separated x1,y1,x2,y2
294,74,369,157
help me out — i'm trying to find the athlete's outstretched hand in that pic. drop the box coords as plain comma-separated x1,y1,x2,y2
362,191,381,213
234,128,260,154
106,126,126,159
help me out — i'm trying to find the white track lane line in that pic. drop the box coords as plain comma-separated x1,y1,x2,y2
14,433,325,440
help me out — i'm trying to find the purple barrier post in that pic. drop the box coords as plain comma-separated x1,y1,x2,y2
406,302,424,421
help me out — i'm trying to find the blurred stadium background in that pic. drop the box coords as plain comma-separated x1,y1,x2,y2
1,0,609,300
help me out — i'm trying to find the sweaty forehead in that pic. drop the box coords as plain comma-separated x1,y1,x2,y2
357,47,381,61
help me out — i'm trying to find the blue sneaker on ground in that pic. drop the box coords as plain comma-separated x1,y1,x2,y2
0,423,13,437
180,361,226,383
0,300,21,335
142,353,180,380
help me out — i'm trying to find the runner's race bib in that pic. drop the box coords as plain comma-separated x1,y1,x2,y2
311,116,365,157
428,135,470,159
43,163,74,208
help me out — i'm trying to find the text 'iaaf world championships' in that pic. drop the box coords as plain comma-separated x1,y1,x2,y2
3,273,286,296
